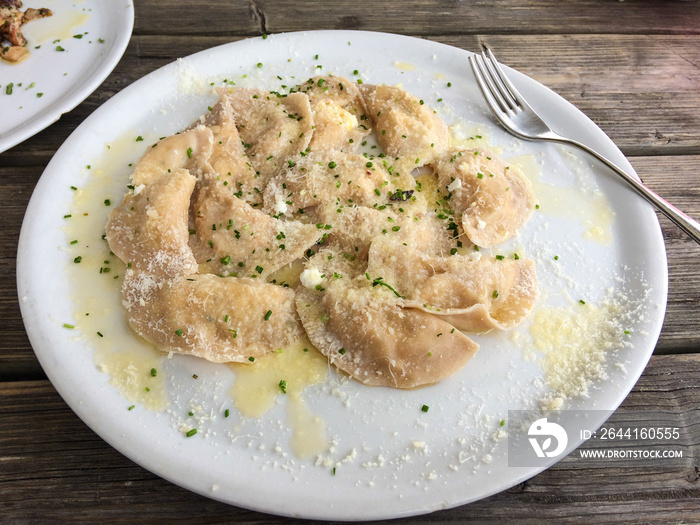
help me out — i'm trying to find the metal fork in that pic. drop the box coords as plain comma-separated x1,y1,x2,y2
469,45,700,245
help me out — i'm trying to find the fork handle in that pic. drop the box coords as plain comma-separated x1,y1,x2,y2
541,131,700,245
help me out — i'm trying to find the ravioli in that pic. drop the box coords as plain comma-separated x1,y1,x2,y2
360,84,449,174
366,237,539,332
436,149,536,247
262,150,392,214
106,168,199,279
307,201,455,262
296,75,370,152
296,266,479,389
198,94,260,205
190,176,320,278
218,88,313,183
106,80,539,389
131,126,213,187
122,273,303,363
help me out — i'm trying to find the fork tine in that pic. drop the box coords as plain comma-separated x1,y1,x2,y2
469,54,510,115
481,49,518,111
481,44,530,111
468,55,514,129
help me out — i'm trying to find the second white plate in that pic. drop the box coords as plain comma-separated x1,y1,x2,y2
0,0,134,153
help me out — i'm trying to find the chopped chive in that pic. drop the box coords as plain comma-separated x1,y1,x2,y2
186,429,197,437
421,405,429,413
264,310,272,320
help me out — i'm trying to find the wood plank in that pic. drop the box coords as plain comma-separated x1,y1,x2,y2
0,167,46,380
0,167,40,255
130,0,700,37
133,0,262,37
0,354,697,522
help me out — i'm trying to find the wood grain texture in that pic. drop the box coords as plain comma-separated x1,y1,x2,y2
0,355,697,522
130,0,700,37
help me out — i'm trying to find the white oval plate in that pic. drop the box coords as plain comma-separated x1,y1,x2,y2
0,0,133,153
17,31,668,520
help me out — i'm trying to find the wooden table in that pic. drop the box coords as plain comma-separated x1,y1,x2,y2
2,1,699,522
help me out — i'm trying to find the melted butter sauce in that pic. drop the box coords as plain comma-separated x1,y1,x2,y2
23,4,90,46
267,259,304,288
510,154,615,245
65,131,329,455
229,340,329,459
394,61,416,72
448,122,491,151
65,132,169,410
